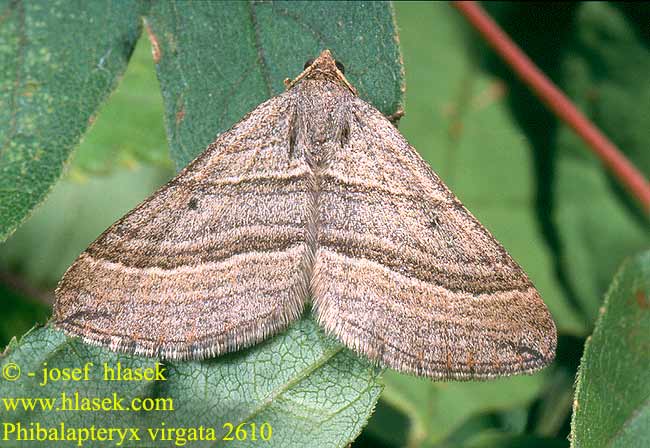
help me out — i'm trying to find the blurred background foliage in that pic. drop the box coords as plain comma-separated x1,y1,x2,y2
0,2,648,447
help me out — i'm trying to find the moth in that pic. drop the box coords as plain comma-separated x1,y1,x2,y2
54,50,556,380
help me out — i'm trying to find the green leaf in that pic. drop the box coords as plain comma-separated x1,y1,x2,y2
0,36,172,290
69,37,170,175
378,371,544,447
464,431,569,448
553,2,650,322
145,0,404,167
0,0,144,242
571,251,650,447
0,320,381,448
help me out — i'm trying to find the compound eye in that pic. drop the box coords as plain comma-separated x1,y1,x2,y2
335,60,345,74
303,58,315,70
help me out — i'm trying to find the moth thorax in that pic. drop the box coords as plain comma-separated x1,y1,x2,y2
297,81,350,145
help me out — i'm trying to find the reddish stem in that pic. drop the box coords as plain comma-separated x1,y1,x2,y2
452,1,650,212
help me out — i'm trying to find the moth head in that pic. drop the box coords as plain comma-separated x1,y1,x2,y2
304,57,345,74
285,49,358,95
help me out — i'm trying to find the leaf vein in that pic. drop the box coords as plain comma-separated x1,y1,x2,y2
246,1,273,97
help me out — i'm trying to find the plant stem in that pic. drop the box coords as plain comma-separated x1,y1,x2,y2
453,1,650,213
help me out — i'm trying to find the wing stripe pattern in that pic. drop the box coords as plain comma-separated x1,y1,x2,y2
311,97,556,380
54,95,314,360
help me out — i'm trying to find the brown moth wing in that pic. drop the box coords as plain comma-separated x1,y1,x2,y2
312,97,557,380
54,94,313,360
